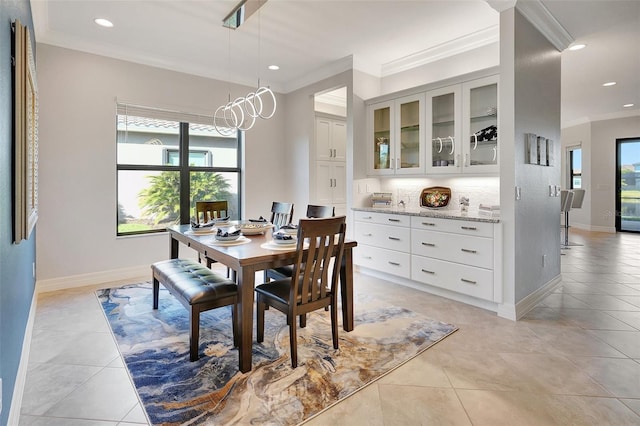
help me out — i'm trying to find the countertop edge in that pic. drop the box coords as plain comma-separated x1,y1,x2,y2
352,207,500,223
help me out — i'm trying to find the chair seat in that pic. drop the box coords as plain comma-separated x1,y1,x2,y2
256,279,330,305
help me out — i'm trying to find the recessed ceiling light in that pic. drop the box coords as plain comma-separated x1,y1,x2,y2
94,18,114,28
568,43,586,51
268,65,280,71
623,103,635,108
602,81,617,87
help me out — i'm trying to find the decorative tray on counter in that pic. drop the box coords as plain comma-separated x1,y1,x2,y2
420,186,451,208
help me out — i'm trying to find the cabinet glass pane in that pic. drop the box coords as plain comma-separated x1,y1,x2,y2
399,100,420,169
373,106,391,170
432,93,455,168
469,83,497,166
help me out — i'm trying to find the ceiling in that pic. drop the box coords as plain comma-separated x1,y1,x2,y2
31,0,640,127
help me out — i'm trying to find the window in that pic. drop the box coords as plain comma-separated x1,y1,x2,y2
116,104,241,235
569,147,582,189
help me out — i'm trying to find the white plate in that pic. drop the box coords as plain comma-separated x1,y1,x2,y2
272,237,297,245
209,236,251,246
260,241,297,250
188,228,216,235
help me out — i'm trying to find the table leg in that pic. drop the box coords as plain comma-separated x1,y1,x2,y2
170,236,179,259
339,248,354,332
237,265,255,373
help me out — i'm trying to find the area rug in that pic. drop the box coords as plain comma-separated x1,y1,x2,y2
97,282,457,425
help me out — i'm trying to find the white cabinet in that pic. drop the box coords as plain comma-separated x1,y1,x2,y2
316,116,346,162
314,115,346,212
353,211,411,279
410,216,500,303
368,93,425,176
425,75,499,174
353,210,502,306
316,161,346,205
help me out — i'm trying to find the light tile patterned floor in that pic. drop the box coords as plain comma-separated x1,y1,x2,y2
20,229,640,425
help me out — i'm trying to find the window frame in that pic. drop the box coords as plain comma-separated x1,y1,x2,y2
116,109,242,237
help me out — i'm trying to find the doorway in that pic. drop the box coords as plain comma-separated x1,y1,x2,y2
616,138,640,232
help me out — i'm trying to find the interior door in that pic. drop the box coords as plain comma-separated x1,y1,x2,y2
616,138,640,233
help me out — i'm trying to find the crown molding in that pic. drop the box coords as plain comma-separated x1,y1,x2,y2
381,25,499,77
283,55,353,93
515,0,574,51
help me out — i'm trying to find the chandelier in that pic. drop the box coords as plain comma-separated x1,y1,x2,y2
214,0,276,135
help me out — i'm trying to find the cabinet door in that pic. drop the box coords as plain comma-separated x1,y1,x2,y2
332,120,346,162
426,85,462,174
395,93,425,174
462,75,499,173
368,100,395,175
315,161,333,205
316,161,346,205
315,117,332,161
316,117,346,162
332,162,346,204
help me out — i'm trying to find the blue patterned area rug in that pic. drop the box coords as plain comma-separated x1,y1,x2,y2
97,282,457,425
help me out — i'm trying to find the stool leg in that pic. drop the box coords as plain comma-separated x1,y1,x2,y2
153,276,160,309
190,306,200,361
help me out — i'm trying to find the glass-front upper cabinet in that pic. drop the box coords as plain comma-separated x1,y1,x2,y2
426,84,462,174
396,93,425,174
462,75,499,173
368,94,424,175
370,100,394,174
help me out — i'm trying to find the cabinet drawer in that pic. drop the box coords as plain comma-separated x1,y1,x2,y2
411,216,494,237
354,222,411,253
354,245,411,278
411,256,493,301
354,211,410,227
412,229,493,268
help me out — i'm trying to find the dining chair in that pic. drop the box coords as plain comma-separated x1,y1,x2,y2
255,215,347,368
195,200,232,277
269,201,294,230
306,204,335,219
265,203,334,282
195,200,228,224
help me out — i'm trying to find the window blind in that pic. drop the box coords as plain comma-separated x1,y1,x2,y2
116,102,215,127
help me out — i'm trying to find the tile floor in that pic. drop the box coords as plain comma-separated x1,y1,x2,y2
19,228,640,425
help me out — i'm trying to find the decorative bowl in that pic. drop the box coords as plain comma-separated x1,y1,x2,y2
240,221,272,235
420,186,451,208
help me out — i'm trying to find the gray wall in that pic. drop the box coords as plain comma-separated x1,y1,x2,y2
1,1,36,423
35,44,288,285
500,7,562,309
512,9,562,302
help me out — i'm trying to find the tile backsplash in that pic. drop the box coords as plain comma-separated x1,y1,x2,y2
354,176,499,211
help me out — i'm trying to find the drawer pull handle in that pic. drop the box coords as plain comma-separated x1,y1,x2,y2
363,216,373,220
421,242,435,247
388,236,400,241
364,256,372,260
461,278,477,284
461,248,477,254
461,226,477,231
363,233,373,237
388,218,401,222
421,269,435,274
422,222,436,226
388,261,400,266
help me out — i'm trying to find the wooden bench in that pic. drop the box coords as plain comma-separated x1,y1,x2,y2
151,258,238,361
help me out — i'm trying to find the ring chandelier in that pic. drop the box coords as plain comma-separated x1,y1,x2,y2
213,84,276,135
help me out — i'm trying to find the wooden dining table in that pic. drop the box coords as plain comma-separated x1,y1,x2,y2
167,224,357,373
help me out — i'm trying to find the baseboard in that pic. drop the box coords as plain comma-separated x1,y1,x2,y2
8,290,37,425
513,274,563,320
36,265,151,293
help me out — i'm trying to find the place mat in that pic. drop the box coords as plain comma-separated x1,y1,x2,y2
260,241,300,250
208,236,251,246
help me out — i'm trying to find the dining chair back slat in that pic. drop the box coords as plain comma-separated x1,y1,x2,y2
306,204,335,218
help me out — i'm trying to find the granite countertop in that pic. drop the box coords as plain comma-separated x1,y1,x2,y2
352,206,500,223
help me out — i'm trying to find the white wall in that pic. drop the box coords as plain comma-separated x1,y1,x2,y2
36,44,287,283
